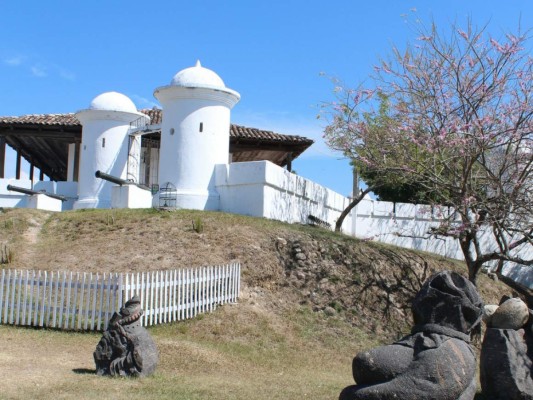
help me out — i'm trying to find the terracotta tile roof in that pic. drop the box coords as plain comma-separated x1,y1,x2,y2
0,113,80,126
0,109,314,144
140,108,162,125
229,124,312,143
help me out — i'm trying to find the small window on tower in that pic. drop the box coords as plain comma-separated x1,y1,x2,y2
102,138,106,148
199,122,203,132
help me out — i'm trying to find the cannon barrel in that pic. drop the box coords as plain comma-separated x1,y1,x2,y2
95,170,130,186
95,170,149,191
7,184,67,202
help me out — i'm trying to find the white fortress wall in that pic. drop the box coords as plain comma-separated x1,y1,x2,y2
354,199,463,259
216,160,354,232
215,162,266,217
354,198,532,287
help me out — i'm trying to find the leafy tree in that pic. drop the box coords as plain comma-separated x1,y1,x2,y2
349,95,446,204
323,19,533,287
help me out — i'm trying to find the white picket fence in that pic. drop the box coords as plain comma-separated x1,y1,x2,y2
0,263,240,331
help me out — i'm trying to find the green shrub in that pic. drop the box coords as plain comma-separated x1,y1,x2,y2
192,217,204,233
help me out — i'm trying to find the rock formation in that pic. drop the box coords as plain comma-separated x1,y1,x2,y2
480,297,533,399
339,271,483,400
94,295,158,377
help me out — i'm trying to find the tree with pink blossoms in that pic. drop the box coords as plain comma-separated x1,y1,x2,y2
323,20,532,288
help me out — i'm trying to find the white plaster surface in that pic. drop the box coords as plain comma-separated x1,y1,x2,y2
34,181,78,211
216,161,353,232
111,185,152,209
0,178,31,208
26,193,62,212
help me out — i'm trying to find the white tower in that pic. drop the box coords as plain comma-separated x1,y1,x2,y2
154,61,240,210
73,92,150,209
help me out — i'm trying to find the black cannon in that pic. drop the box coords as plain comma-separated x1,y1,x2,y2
7,184,68,202
95,170,131,186
95,171,149,190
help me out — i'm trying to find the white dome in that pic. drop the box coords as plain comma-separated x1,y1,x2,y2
89,91,137,113
170,60,225,88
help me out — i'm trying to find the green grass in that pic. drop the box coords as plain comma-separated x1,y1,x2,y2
0,303,370,400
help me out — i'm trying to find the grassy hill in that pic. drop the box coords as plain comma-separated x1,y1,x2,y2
0,208,508,399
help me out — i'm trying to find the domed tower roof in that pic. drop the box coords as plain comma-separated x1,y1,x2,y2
88,91,138,113
154,61,240,107
77,91,150,124
170,60,226,89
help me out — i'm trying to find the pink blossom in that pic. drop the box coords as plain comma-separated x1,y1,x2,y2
458,29,469,40
490,38,503,52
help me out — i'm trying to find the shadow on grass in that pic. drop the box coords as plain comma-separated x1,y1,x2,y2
72,368,95,375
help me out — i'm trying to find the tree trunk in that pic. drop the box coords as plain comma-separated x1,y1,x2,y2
468,268,478,286
335,187,373,232
458,235,479,285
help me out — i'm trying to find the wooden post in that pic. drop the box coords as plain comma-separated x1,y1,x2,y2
0,136,6,178
352,167,360,198
29,161,34,182
15,150,21,180
286,152,293,172
74,143,80,182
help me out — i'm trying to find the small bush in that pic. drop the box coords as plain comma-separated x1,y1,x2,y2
329,301,344,313
0,243,14,264
192,217,204,233
106,212,116,226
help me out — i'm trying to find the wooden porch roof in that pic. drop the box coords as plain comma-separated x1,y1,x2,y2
0,108,313,181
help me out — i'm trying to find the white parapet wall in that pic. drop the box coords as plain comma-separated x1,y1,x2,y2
26,194,63,212
354,198,532,287
215,161,354,232
111,185,153,209
0,178,31,208
0,180,78,211
354,199,463,259
34,181,78,211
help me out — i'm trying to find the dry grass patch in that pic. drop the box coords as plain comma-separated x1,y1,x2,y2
0,299,373,400
0,208,512,399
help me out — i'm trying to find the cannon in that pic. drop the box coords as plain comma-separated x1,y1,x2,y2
7,184,68,202
95,170,131,186
95,171,148,190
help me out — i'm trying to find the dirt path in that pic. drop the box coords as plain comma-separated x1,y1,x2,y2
16,215,46,267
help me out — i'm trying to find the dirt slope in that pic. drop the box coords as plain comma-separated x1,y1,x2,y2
0,207,508,340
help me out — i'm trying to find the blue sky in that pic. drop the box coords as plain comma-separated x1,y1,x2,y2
1,0,531,196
